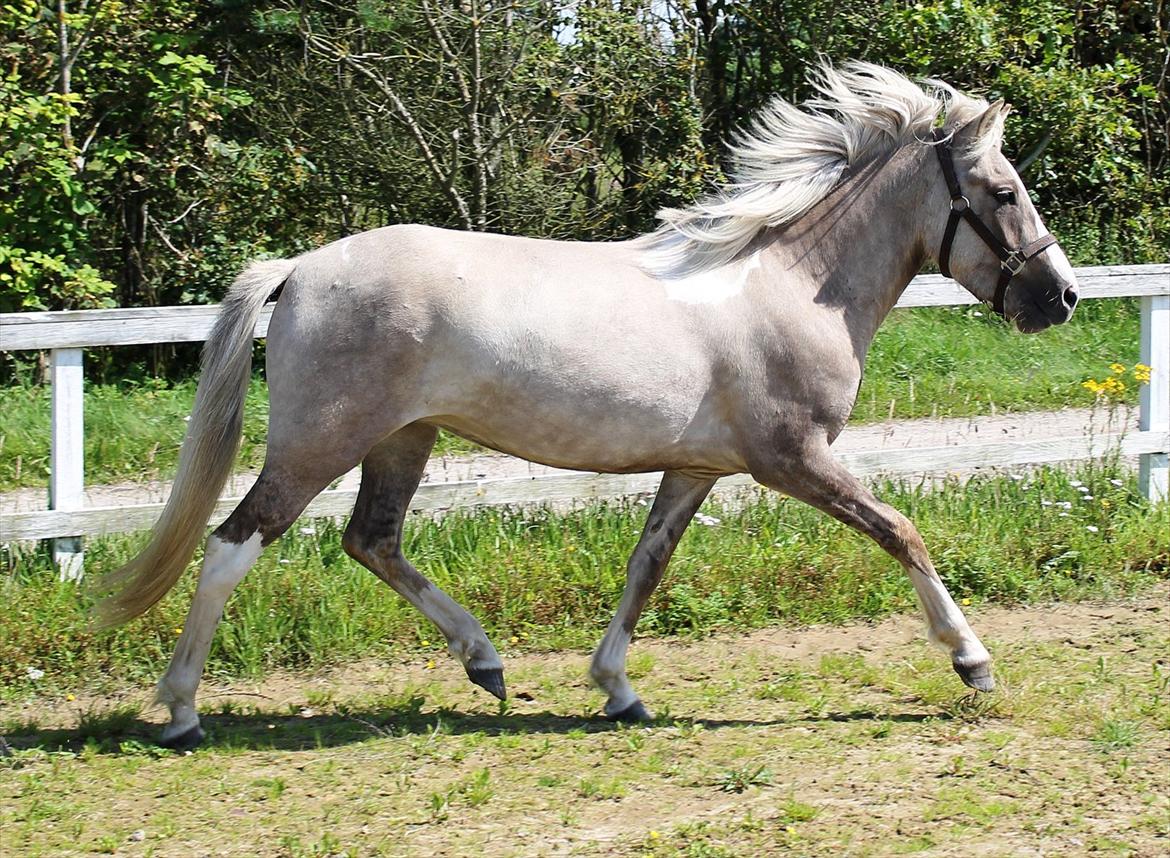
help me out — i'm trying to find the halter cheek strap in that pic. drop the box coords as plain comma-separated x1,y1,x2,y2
930,129,1059,317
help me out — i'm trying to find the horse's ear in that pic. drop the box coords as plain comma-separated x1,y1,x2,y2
955,100,1007,151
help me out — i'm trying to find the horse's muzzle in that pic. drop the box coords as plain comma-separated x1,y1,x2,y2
1011,275,1078,333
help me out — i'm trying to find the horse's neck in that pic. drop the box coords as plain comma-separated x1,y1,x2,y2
756,145,930,349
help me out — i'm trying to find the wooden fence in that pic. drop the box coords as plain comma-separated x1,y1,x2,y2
2,264,1167,580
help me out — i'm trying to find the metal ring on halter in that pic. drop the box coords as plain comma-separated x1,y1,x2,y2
950,195,970,212
1000,250,1027,275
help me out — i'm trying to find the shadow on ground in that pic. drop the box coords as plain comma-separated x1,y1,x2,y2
2,702,948,757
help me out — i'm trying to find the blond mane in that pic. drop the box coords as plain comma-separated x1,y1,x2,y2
638,61,998,276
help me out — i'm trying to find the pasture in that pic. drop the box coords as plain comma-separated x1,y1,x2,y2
2,586,1167,857
2,461,1168,855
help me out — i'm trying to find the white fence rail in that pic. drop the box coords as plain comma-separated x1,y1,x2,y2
2,264,1168,580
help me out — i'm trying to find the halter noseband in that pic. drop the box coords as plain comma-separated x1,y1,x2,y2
930,129,1059,317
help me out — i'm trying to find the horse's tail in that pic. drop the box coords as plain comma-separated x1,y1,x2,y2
93,259,296,627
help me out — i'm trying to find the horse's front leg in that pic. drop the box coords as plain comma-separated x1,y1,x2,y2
751,442,993,691
590,471,717,721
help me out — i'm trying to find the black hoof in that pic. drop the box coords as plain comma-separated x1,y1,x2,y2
467,667,507,701
607,700,652,723
158,723,205,751
953,660,995,693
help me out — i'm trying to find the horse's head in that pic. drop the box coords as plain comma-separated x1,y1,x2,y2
925,101,1078,333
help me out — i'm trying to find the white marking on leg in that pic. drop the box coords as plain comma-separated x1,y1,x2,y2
591,620,639,715
910,570,989,664
158,532,263,741
590,589,641,715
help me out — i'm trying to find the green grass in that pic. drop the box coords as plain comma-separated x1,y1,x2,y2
1,462,1165,693
0,376,480,492
0,299,1143,491
1,585,1167,857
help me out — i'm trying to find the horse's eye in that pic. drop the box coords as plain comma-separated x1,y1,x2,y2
994,189,1017,206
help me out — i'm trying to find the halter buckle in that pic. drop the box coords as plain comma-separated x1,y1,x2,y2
950,195,970,212
1001,249,1027,275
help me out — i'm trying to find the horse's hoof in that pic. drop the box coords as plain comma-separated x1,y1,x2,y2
952,659,995,692
467,666,507,701
607,700,652,723
158,723,205,751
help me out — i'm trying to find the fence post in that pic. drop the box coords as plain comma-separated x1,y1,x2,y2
50,347,85,580
1139,294,1169,502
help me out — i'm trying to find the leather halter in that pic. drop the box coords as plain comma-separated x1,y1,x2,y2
930,129,1059,317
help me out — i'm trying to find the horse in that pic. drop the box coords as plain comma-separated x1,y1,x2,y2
95,62,1078,750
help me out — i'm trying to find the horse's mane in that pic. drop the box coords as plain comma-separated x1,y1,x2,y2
637,61,999,276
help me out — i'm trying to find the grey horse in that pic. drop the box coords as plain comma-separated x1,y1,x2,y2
96,62,1078,749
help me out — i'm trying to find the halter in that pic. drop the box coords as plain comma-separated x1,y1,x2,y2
930,129,1059,317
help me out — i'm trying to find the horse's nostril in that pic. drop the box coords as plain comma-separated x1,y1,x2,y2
1063,286,1078,310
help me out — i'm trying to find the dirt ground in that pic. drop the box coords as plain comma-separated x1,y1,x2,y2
2,585,1168,857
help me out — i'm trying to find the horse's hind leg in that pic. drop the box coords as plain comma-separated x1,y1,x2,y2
590,471,716,721
341,423,506,700
751,443,993,692
157,463,342,749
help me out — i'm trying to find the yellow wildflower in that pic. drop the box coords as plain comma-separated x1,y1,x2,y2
510,636,519,644
1110,362,1126,375
426,660,435,670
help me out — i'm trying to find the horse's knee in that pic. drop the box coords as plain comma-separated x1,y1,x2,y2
341,525,398,573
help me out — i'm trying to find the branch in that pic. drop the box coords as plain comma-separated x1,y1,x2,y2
147,212,186,258
1016,130,1053,175
304,32,473,228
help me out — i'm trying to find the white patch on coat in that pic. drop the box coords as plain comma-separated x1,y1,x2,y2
661,255,760,305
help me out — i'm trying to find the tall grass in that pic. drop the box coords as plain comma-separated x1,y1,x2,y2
0,300,1142,490
1,463,1165,692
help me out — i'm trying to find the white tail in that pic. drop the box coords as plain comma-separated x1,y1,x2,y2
92,259,296,626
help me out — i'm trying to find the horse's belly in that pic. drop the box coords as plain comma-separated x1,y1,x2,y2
427,393,743,476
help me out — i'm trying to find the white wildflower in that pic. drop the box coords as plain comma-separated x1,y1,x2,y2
1040,500,1053,507
693,513,721,526
1070,480,1083,488
1109,479,1124,487
1058,512,1070,518
1082,495,1094,501
26,667,44,681
1059,501,1073,510
1077,485,1091,494
1085,525,1099,533
298,526,316,535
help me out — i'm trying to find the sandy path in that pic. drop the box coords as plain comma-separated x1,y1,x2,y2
0,405,1135,514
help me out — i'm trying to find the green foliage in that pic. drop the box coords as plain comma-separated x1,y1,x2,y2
1,0,1166,369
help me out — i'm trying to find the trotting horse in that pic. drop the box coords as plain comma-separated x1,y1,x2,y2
97,62,1078,749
